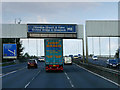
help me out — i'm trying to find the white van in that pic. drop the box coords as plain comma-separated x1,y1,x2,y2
64,56,72,65
92,56,98,60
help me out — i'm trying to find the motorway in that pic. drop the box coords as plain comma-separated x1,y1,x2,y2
80,57,120,70
2,61,120,88
88,57,107,67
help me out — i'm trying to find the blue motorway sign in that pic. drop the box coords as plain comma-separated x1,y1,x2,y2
3,44,17,59
28,24,76,33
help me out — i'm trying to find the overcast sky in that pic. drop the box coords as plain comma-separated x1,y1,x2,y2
2,2,119,56
2,2,118,24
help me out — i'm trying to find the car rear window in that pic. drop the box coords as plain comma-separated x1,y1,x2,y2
28,60,35,63
40,57,44,59
109,60,118,63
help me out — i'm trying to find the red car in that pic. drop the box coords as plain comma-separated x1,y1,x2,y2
27,59,38,69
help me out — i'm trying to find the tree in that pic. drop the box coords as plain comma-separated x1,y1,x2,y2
90,54,93,57
16,38,24,58
115,48,119,58
24,52,30,58
2,38,15,43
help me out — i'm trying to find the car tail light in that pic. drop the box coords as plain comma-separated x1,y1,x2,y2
49,65,52,67
46,66,48,68
56,65,59,67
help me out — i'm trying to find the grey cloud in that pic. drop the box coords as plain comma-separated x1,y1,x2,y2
2,2,102,16
2,0,119,2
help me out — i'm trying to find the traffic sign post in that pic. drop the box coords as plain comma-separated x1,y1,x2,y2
3,44,17,59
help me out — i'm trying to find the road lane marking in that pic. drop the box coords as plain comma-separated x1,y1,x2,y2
74,63,120,87
24,70,41,88
25,82,31,88
1,65,42,78
0,67,26,78
1,63,26,69
64,71,74,88
0,70,17,78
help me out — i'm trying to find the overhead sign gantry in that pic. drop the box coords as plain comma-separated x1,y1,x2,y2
2,24,83,39
2,23,85,62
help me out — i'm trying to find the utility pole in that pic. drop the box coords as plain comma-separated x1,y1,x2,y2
82,38,85,63
92,37,94,55
36,39,38,57
86,28,88,63
28,38,29,56
109,37,111,58
99,37,101,57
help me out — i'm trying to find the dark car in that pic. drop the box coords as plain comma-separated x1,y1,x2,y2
106,59,119,68
27,59,38,69
116,58,120,65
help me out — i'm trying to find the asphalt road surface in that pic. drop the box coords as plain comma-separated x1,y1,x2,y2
2,62,120,88
88,57,107,67
86,57,120,70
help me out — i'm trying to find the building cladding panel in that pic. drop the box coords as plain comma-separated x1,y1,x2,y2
86,20,119,37
77,25,84,39
2,24,27,38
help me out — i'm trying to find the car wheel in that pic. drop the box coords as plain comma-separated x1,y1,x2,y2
27,67,30,69
46,70,49,72
35,65,38,69
60,70,63,72
107,65,109,68
116,66,119,69
36,66,38,68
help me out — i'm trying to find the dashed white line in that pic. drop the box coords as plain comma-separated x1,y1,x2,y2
1,67,26,78
64,71,74,88
1,70,17,78
24,70,41,88
74,63,120,87
25,82,30,88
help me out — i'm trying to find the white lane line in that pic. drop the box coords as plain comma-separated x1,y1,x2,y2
25,82,30,88
64,71,74,88
1,71,17,78
74,63,120,87
24,70,41,88
1,67,26,78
